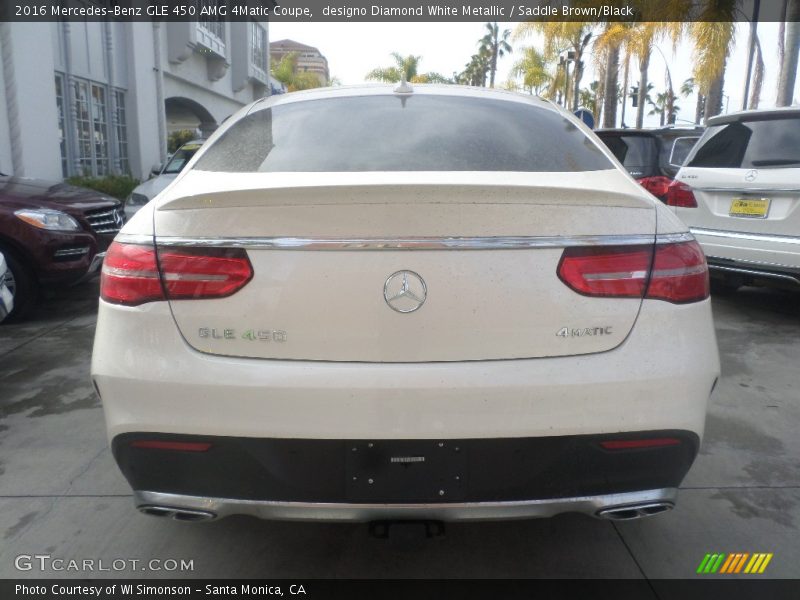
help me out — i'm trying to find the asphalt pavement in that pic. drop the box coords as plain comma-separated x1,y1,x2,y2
0,281,798,580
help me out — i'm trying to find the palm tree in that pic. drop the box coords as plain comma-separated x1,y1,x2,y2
594,22,629,128
579,81,602,118
623,23,663,129
480,22,513,88
515,21,595,111
681,77,705,125
749,33,764,109
777,0,800,106
271,53,324,92
366,53,449,84
649,91,681,126
687,1,738,120
459,48,491,87
510,47,552,95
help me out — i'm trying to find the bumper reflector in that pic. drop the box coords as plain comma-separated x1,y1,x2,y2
600,438,681,450
130,440,212,452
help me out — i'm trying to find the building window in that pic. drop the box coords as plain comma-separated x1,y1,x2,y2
113,90,129,174
198,0,225,41
73,80,93,176
250,23,267,71
56,72,128,177
55,75,68,178
91,84,109,176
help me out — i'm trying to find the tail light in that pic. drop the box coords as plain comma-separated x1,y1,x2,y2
636,176,672,200
666,180,698,207
101,242,253,306
558,239,709,304
646,240,709,303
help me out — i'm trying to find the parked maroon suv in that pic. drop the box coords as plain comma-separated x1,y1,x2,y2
0,174,124,321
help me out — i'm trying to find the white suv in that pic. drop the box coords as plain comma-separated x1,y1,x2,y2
669,108,800,292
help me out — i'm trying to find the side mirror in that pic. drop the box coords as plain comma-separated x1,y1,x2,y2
150,164,163,178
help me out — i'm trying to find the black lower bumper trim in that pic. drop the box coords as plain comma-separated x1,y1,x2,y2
112,431,699,504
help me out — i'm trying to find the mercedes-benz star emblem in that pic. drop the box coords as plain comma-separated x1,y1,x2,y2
383,270,427,313
744,169,758,182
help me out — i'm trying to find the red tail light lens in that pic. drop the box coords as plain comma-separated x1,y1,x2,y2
557,245,652,298
101,243,164,305
101,242,253,306
158,246,253,300
666,180,698,207
558,239,709,304
646,240,710,303
636,176,673,200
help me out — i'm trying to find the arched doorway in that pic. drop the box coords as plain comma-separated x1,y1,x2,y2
164,97,217,139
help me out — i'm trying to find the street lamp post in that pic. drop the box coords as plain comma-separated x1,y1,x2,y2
559,51,576,109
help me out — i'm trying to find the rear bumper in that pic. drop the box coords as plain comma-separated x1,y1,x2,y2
691,227,800,285
92,297,718,519
115,431,697,507
134,487,678,522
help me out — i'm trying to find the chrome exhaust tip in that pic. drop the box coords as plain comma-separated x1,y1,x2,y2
138,505,216,522
596,501,674,521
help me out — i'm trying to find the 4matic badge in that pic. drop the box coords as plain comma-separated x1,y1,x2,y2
556,326,613,338
199,328,287,342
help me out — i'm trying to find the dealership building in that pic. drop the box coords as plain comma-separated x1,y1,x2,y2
0,20,277,182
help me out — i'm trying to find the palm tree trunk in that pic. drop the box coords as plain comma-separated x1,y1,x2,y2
602,45,620,128
705,63,726,121
777,0,787,98
777,0,800,106
695,94,704,124
490,44,498,87
749,35,764,108
620,57,629,127
635,55,649,129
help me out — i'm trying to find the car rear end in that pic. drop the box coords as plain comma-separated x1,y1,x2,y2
670,109,800,289
92,87,719,522
596,128,702,203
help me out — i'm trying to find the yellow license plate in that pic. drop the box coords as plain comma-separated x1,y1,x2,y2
730,198,770,218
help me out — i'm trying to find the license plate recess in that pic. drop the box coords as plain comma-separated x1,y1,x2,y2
345,440,466,502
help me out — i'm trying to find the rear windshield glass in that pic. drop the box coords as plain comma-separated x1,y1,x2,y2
164,144,202,174
193,95,612,172
668,137,699,167
687,117,800,168
599,135,657,170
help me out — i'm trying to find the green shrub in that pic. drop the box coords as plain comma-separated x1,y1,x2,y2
168,129,197,153
67,174,140,200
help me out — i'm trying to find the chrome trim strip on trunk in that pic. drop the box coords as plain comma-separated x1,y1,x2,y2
117,232,693,251
695,187,800,193
691,227,800,245
134,488,677,522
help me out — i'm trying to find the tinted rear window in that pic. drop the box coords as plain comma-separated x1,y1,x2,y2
687,117,800,168
163,144,202,174
193,95,612,173
599,135,657,172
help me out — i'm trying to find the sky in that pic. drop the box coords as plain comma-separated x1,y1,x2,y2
270,21,800,128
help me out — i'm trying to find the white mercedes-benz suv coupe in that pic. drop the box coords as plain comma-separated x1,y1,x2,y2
668,107,800,293
91,85,720,523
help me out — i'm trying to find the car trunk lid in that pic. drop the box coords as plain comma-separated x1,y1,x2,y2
153,170,655,362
